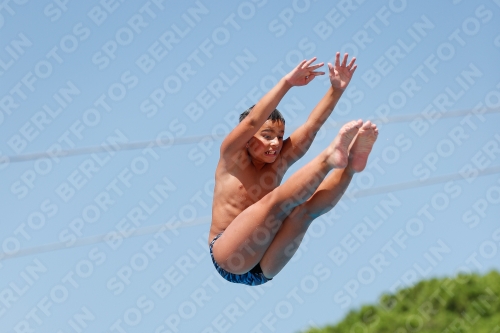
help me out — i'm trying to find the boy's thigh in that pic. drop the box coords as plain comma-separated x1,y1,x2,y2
211,231,263,274
211,206,289,273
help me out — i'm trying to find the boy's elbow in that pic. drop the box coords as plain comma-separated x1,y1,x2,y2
303,123,319,138
243,116,258,128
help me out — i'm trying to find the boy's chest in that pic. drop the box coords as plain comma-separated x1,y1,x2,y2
233,167,284,200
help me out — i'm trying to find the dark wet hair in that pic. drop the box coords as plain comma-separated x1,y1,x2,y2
239,105,285,124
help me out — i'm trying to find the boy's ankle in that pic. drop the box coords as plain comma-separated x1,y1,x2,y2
345,164,357,176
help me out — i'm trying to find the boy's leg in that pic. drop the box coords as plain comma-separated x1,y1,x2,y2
259,121,378,278
212,120,362,274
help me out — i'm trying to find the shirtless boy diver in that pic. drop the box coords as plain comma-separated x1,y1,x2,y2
209,53,378,286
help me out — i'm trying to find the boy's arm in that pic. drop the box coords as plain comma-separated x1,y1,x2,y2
281,53,357,166
220,58,324,160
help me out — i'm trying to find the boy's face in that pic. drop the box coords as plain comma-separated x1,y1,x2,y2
247,120,285,163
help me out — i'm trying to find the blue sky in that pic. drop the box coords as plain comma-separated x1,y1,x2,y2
1,0,500,332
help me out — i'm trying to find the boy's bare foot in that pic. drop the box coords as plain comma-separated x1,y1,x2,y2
326,119,363,168
348,121,378,173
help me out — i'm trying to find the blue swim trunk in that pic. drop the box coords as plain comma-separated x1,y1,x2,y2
209,233,272,286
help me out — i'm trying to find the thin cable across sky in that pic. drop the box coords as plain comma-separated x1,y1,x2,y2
2,163,498,261
3,107,499,164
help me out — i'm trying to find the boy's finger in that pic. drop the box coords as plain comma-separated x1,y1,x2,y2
350,64,357,73
347,57,356,68
334,52,340,67
308,63,325,70
311,71,326,76
297,59,307,69
341,53,348,67
328,63,334,71
303,57,317,68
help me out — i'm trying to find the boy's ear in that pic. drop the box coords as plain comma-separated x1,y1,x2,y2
246,142,249,148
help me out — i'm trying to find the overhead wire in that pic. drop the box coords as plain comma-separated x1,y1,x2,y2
2,163,499,261
2,107,499,164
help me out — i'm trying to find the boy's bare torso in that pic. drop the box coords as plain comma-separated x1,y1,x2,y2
209,148,288,242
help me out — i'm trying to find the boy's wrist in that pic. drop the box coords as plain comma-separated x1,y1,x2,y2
281,77,294,89
329,86,344,97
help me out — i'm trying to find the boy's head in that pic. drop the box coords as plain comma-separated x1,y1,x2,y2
239,106,285,125
240,106,286,164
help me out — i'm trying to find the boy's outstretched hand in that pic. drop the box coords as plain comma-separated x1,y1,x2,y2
329,52,357,91
284,57,325,86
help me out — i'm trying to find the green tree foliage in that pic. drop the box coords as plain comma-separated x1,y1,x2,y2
303,271,500,333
